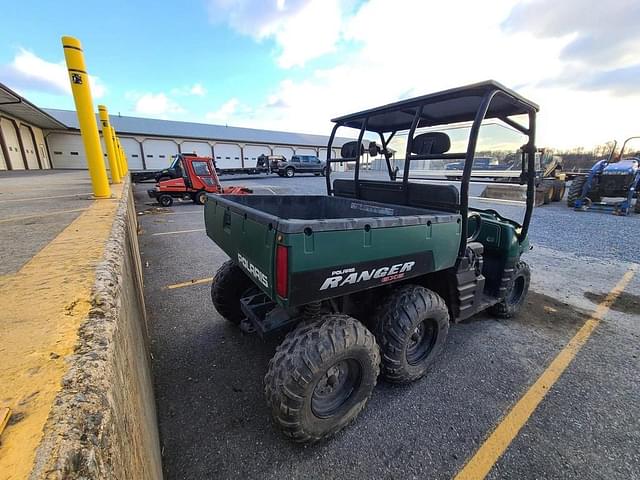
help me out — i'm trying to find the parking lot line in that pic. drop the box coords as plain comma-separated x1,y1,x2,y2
454,264,638,480
0,208,89,224
0,193,92,204
166,277,214,290
151,228,205,236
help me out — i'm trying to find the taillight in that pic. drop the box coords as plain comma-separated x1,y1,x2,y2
276,244,288,298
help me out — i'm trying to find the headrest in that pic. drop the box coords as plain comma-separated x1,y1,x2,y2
411,132,451,155
341,141,364,159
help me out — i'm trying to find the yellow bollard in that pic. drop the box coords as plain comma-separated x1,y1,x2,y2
111,127,125,176
61,36,111,198
117,137,129,174
98,105,121,183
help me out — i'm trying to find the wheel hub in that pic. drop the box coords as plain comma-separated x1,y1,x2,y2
311,359,362,418
406,319,438,366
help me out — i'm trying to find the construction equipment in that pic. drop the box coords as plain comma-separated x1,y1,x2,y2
568,136,640,215
203,81,539,443
147,155,251,207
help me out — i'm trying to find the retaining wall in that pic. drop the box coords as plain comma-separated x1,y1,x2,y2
29,180,163,479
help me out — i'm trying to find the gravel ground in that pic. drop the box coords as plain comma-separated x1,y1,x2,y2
135,173,640,480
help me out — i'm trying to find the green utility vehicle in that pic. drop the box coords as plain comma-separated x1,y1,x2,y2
204,81,539,443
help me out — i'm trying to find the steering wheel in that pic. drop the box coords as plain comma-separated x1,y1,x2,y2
467,212,483,242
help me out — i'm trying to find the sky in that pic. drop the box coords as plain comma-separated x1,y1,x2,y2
0,0,639,149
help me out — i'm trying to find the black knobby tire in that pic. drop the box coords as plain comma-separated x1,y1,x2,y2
210,260,255,325
489,261,531,319
373,285,449,384
285,167,295,178
264,315,380,443
635,199,640,213
567,177,586,207
194,190,208,205
551,181,565,202
158,194,173,207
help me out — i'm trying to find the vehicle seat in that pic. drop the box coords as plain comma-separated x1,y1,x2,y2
411,132,451,155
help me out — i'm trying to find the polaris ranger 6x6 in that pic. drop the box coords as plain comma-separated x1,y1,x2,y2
204,80,539,443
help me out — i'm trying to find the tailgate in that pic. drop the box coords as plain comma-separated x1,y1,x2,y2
204,196,277,297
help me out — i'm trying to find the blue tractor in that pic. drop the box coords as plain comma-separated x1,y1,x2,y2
567,136,640,215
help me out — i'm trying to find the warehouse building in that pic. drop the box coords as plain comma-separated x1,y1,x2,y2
0,83,355,173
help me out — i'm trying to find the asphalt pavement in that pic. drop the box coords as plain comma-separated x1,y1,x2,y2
134,173,640,480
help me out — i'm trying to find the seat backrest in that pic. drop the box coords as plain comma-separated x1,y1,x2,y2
411,132,451,155
340,141,364,159
333,179,459,212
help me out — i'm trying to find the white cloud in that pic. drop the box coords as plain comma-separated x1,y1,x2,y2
205,98,252,123
206,0,640,149
171,83,208,97
207,0,349,68
190,83,207,96
0,48,106,98
132,92,185,117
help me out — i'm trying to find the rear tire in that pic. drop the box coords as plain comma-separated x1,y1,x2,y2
285,167,295,178
543,185,554,204
635,199,640,214
194,190,208,205
158,194,173,207
567,177,586,207
489,261,530,318
264,315,379,443
211,260,255,325
373,285,449,384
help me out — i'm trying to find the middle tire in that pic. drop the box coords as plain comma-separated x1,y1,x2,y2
264,314,380,443
373,285,450,384
210,260,255,325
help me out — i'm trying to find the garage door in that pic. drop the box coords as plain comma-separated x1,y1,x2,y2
142,139,178,169
244,145,271,167
214,143,242,169
33,127,50,169
48,133,87,169
1,117,25,170
295,147,317,157
120,137,143,170
181,141,211,157
273,146,294,161
19,125,40,169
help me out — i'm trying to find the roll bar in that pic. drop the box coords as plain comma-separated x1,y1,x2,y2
324,86,538,262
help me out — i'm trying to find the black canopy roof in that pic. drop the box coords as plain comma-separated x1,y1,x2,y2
331,80,539,133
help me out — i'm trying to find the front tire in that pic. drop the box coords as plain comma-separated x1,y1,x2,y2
373,285,449,384
264,315,380,443
285,167,295,178
211,260,255,325
489,261,530,318
551,181,565,202
158,194,173,207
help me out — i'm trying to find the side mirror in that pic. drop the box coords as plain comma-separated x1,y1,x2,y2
368,141,380,157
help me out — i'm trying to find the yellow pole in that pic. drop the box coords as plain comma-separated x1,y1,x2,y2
108,127,122,174
61,36,110,198
116,137,128,174
98,105,121,183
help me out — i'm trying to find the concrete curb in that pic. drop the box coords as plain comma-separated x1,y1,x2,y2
29,179,163,479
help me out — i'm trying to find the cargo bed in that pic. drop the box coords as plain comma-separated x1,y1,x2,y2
204,194,461,307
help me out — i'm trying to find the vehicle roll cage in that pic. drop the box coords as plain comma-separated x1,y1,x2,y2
323,81,539,258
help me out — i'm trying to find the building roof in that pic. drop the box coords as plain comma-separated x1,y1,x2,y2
0,83,67,130
332,80,539,133
45,108,356,148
